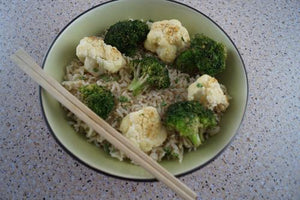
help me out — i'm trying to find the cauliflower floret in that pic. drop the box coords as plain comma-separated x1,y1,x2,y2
119,106,167,152
144,19,190,63
188,74,229,112
76,36,126,76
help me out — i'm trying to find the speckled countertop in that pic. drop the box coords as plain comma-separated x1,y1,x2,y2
0,0,299,199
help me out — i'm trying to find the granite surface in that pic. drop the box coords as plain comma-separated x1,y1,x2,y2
0,0,299,199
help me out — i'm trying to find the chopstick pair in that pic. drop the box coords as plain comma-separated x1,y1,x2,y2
11,49,197,200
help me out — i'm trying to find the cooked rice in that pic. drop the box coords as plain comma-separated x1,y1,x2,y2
62,57,221,162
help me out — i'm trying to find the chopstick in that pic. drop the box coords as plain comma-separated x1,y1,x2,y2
11,49,197,200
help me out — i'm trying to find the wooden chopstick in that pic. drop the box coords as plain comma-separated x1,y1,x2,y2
11,49,197,200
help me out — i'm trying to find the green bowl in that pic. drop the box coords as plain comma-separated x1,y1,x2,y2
41,0,248,180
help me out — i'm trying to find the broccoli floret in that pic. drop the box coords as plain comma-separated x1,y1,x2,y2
164,101,217,147
79,84,115,119
173,48,199,75
128,56,171,96
174,34,226,76
104,20,149,56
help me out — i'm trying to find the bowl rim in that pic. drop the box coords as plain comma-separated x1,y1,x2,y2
39,0,248,181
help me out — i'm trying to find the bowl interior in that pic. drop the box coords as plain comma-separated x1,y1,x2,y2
42,0,247,180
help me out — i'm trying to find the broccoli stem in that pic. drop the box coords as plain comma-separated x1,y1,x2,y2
188,133,201,147
199,131,205,143
128,79,143,96
128,74,149,96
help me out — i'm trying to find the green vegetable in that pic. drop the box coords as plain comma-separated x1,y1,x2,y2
79,75,86,80
196,83,203,88
119,96,129,103
174,34,226,76
161,101,167,107
186,76,190,83
93,68,99,72
163,147,179,158
164,101,217,147
103,142,110,154
104,20,149,56
112,76,120,81
128,56,171,96
80,84,115,119
99,74,111,82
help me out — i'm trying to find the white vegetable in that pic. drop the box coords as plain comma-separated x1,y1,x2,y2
188,74,229,112
76,36,126,75
144,19,190,63
119,106,167,152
